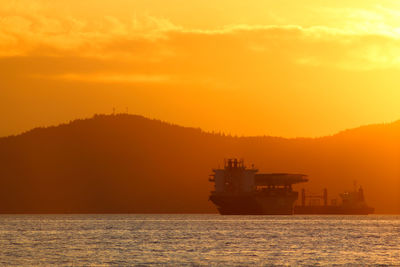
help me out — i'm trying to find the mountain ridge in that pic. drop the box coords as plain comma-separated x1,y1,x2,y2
2,113,399,140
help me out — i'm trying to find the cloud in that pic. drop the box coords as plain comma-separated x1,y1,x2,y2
1,11,400,71
2,1,400,89
32,73,171,84
0,11,183,57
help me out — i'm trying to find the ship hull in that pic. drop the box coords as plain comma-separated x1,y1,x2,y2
210,193,297,215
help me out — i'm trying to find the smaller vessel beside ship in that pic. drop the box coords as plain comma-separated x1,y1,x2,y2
208,159,374,215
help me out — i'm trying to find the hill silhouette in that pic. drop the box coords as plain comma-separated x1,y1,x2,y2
0,114,399,213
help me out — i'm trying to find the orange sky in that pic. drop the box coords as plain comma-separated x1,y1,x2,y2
1,0,400,137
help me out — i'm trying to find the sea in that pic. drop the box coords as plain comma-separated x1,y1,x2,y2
0,214,399,266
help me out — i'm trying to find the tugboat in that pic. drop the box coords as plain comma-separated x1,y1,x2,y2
208,159,308,215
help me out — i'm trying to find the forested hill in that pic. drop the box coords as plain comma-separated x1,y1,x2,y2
0,114,399,213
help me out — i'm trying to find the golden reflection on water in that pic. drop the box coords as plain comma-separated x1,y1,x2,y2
0,214,399,265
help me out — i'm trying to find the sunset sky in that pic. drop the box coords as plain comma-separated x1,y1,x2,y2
1,0,400,137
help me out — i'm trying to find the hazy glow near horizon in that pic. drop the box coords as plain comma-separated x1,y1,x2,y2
1,0,400,137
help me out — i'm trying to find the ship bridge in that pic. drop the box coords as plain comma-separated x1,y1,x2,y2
209,159,308,194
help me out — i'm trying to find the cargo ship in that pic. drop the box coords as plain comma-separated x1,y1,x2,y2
208,159,374,215
208,159,308,215
294,187,374,215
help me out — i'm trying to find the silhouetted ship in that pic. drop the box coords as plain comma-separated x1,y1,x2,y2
209,159,374,215
294,187,374,215
208,159,308,215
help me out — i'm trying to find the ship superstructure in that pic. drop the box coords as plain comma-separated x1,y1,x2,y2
209,159,308,215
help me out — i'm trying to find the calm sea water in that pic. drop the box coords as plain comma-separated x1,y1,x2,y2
0,214,399,266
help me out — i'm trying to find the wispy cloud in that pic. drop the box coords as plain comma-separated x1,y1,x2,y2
32,73,171,84
1,10,400,72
